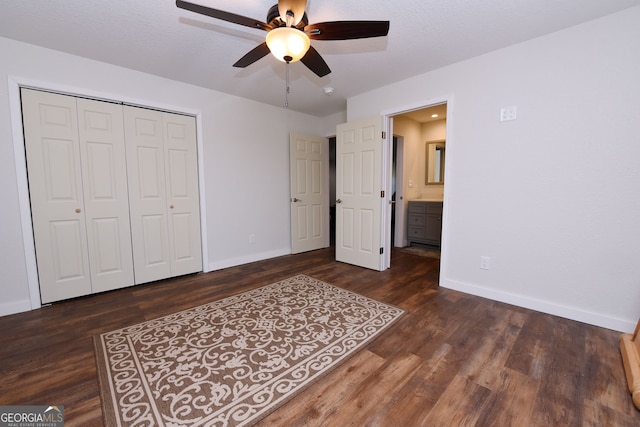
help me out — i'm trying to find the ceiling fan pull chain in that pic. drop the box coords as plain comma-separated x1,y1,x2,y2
285,61,291,108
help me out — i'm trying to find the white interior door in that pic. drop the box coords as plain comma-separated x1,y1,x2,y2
290,133,329,254
77,98,135,293
22,89,92,303
124,106,172,284
335,117,385,270
124,106,202,284
22,88,201,302
162,112,203,276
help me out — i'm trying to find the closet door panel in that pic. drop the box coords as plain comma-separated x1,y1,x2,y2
77,98,134,293
21,89,92,303
142,214,168,266
124,106,171,284
163,113,202,276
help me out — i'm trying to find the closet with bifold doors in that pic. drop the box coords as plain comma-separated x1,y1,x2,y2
21,88,202,304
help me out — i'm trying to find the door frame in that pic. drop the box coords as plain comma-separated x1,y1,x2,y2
8,76,209,310
392,134,407,248
381,94,454,270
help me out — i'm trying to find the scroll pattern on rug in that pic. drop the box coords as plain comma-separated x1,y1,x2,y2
94,274,404,426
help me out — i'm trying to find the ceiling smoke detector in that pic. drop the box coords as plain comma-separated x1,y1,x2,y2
323,87,334,96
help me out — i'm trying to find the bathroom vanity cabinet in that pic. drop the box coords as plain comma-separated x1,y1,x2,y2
407,200,443,246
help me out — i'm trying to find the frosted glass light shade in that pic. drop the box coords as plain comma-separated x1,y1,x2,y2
266,27,310,63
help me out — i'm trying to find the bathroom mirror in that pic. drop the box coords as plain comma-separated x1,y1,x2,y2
425,140,446,184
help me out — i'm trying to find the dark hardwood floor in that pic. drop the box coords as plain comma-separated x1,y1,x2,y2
0,247,637,426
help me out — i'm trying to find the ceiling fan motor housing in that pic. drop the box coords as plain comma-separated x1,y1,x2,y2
267,4,307,28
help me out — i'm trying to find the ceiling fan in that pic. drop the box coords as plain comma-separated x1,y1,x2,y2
176,0,390,77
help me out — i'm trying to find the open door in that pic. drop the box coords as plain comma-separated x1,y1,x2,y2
335,117,385,271
290,133,329,254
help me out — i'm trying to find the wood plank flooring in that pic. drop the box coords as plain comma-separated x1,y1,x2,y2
0,247,638,426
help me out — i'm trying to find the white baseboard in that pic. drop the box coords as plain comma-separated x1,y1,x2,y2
440,278,636,333
0,299,33,317
1,249,292,318
208,248,291,272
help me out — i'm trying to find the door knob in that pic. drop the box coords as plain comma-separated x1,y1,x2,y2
170,204,174,209
336,199,342,204
292,197,302,202
75,208,81,213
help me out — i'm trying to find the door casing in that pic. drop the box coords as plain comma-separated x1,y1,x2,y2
381,95,453,270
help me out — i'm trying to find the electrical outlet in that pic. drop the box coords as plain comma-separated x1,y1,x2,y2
480,256,491,270
249,234,256,244
500,106,517,122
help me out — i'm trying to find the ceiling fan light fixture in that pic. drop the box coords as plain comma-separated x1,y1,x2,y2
266,27,310,63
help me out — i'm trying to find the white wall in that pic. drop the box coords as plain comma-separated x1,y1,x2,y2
321,110,347,137
349,7,640,332
422,120,446,143
0,37,338,316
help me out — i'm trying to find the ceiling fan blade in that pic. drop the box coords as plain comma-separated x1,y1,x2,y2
278,0,307,26
233,42,271,68
306,21,390,40
176,0,272,31
300,46,331,77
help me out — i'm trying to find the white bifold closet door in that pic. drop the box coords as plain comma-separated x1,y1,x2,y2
123,106,202,284
22,89,134,303
22,89,202,304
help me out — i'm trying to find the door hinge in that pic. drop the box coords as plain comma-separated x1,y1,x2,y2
381,131,386,139
380,247,384,255
381,190,385,198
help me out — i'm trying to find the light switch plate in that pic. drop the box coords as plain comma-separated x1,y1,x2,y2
480,256,491,270
500,106,517,121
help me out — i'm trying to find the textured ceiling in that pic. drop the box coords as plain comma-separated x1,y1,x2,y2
1,0,638,117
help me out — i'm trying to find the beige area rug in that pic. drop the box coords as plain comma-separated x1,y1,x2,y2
94,274,404,426
400,245,441,259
